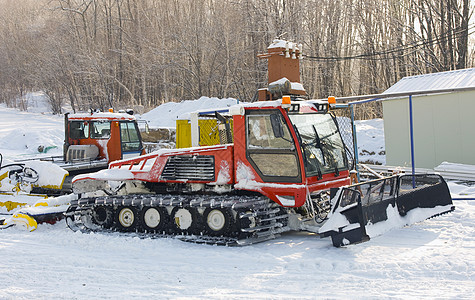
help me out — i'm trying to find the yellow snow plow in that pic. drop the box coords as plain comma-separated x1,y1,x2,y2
0,154,73,230
0,213,38,231
0,194,75,231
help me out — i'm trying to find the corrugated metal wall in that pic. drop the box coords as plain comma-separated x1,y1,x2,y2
383,90,475,168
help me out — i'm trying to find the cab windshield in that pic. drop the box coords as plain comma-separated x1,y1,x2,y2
289,113,347,176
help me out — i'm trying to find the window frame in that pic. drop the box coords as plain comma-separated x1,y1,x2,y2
119,121,143,154
69,121,90,139
245,109,302,183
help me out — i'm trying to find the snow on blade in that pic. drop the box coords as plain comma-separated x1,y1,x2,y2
24,160,68,189
355,118,386,164
365,204,455,238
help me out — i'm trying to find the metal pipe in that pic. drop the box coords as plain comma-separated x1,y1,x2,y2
63,113,70,161
339,86,475,104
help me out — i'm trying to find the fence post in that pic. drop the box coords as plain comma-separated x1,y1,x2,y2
350,104,360,181
409,95,416,188
190,112,199,147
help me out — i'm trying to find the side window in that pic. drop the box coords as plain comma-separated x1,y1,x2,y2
249,153,299,177
247,114,293,149
70,121,89,139
91,121,111,139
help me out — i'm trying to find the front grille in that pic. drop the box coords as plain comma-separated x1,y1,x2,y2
161,155,215,181
68,149,85,161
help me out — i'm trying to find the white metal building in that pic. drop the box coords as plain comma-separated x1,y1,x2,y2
382,68,475,169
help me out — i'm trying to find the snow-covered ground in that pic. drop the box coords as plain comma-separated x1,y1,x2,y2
1,205,474,299
0,98,474,299
0,104,64,159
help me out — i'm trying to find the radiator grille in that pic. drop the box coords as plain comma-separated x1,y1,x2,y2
161,155,215,181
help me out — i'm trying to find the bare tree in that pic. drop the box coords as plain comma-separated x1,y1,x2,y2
0,0,472,118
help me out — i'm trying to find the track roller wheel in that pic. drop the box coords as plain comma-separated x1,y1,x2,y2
204,208,232,236
140,206,168,233
115,206,139,232
171,207,201,234
92,206,113,228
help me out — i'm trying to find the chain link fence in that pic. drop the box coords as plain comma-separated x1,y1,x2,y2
333,107,357,171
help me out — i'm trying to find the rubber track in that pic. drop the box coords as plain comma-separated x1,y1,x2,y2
65,194,290,246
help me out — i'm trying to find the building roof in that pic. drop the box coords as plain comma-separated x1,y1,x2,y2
383,68,475,94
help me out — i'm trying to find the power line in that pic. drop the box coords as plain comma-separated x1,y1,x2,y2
305,25,475,61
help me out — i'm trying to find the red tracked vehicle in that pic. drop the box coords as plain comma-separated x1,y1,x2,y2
68,98,353,244
65,40,453,246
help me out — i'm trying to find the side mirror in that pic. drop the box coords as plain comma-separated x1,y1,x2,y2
270,114,285,138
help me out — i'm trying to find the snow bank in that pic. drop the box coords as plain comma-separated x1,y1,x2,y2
355,118,386,164
141,97,239,129
0,104,64,159
435,161,475,173
447,181,475,198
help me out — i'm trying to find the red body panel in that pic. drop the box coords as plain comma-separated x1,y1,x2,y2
109,145,234,185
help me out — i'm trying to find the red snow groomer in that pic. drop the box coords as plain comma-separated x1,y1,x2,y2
67,40,454,246
9,110,146,196
61,110,146,176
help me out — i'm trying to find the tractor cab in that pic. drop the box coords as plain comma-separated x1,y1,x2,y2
231,98,351,208
64,112,144,166
244,103,349,182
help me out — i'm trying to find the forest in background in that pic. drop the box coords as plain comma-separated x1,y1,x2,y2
0,0,473,118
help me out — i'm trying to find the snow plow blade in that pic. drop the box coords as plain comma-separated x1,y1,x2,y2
0,194,75,231
0,213,38,231
319,174,455,247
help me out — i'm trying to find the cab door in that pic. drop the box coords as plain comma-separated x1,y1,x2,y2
119,121,144,159
245,109,301,183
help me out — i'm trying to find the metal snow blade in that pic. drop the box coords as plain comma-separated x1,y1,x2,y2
319,174,455,247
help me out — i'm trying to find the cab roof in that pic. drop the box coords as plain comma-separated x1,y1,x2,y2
68,112,136,121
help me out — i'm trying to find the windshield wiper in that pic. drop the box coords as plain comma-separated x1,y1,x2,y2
295,125,323,180
311,125,326,167
311,125,321,148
